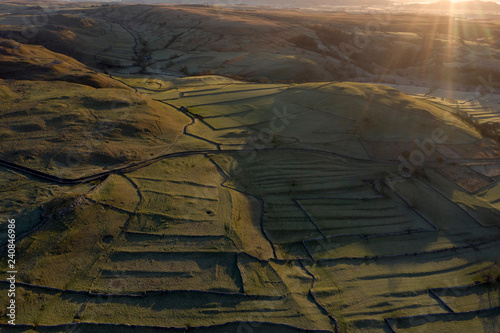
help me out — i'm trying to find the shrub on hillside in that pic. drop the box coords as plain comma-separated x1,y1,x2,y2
180,65,190,75
312,25,352,47
288,34,320,53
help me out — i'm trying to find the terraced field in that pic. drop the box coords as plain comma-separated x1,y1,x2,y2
1,38,500,332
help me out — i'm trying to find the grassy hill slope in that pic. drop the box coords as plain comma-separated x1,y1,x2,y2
0,39,189,178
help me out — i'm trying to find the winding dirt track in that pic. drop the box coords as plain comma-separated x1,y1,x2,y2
0,146,387,185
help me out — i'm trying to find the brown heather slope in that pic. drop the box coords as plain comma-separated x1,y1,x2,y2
2,3,500,87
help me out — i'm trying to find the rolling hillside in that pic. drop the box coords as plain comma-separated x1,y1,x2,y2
2,3,500,87
0,2,499,332
1,42,500,331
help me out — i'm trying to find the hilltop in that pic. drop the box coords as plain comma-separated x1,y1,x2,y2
0,38,126,88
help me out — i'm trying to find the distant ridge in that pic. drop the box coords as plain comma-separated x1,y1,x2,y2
405,0,500,12
80,0,391,7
